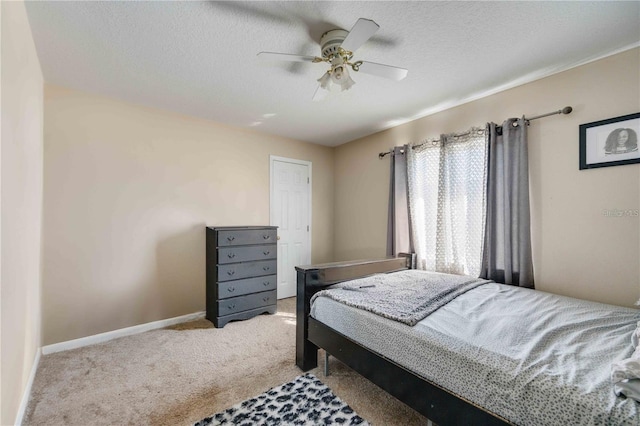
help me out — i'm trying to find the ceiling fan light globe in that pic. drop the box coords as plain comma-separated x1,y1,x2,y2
341,74,356,91
331,66,355,91
317,72,332,90
331,66,345,83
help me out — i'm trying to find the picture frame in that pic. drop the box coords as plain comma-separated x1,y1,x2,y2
579,112,640,170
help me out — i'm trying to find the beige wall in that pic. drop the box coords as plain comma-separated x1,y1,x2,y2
335,48,640,308
1,1,44,424
42,86,334,345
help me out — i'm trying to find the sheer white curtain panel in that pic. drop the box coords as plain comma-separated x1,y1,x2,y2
407,128,488,276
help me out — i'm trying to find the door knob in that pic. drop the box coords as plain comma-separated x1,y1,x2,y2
277,236,280,240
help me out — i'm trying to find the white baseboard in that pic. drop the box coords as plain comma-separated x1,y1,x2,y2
41,311,205,355
15,348,41,426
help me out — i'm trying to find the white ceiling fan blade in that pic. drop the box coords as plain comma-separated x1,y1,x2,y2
312,84,328,101
257,52,320,63
340,18,380,53
356,61,408,81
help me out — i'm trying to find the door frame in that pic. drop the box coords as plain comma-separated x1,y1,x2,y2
269,155,313,271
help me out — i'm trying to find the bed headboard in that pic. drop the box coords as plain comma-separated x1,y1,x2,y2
295,255,412,370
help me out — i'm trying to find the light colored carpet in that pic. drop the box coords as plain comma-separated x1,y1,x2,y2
24,298,429,425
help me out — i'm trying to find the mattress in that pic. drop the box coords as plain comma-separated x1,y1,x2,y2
311,280,640,425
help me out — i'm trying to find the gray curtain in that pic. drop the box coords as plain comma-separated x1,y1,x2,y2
480,118,534,288
386,145,413,256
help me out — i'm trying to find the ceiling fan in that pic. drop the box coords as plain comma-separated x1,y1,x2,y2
258,18,408,100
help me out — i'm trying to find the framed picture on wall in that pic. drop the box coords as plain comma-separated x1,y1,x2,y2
579,112,640,170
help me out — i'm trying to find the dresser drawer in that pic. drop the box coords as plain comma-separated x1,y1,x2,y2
217,228,277,247
217,244,277,264
217,260,277,282
217,290,277,316
217,275,276,299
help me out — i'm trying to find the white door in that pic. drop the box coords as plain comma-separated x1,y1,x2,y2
270,156,311,299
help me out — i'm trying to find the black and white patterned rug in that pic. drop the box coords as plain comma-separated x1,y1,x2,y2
194,373,368,425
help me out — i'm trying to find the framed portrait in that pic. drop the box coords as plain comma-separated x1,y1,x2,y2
579,112,640,170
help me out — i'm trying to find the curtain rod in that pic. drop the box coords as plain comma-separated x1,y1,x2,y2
378,106,573,159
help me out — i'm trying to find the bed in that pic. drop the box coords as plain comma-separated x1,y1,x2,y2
295,256,640,425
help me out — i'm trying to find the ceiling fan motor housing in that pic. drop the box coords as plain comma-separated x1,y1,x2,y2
320,29,348,58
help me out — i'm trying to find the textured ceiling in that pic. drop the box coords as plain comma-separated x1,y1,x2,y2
25,1,640,146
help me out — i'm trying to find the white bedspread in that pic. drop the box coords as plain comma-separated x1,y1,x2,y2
312,280,640,425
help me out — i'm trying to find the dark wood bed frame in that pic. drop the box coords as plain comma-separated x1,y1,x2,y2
295,256,511,426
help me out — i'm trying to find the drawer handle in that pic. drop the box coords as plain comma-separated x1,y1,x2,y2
263,266,270,271
227,270,235,276
263,297,270,302
263,251,270,256
263,281,270,286
228,287,235,293
263,235,270,240
227,253,236,259
227,236,235,242
228,304,236,310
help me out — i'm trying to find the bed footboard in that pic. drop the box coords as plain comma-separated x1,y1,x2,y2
295,256,411,370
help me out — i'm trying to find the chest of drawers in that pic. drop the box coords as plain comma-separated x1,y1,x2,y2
206,226,278,328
